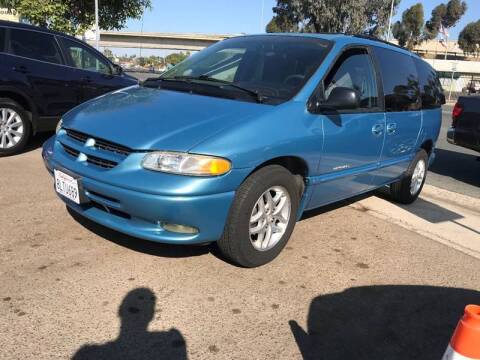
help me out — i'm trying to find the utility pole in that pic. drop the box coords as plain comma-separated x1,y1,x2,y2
448,62,457,102
444,33,449,60
387,0,395,41
95,0,99,50
260,0,265,33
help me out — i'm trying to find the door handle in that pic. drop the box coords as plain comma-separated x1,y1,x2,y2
371,124,384,136
12,65,29,74
81,76,92,83
386,123,397,135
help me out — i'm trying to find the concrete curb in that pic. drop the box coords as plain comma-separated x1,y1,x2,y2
350,184,480,260
422,184,480,213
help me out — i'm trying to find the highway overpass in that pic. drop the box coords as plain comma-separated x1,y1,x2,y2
88,31,236,51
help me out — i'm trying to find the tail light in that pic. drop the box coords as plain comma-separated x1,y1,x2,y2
451,102,463,128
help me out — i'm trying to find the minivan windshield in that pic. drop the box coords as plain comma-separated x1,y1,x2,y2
159,35,332,104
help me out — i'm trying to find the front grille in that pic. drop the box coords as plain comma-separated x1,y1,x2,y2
62,143,80,158
61,143,118,169
86,154,118,169
65,129,132,156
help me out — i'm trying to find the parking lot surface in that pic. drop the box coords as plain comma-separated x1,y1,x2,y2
1,144,480,359
428,104,480,199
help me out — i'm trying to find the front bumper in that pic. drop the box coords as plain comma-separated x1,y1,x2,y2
42,136,249,244
447,127,456,145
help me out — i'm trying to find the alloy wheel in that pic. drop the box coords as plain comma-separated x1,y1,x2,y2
249,186,291,251
410,159,426,195
0,108,24,149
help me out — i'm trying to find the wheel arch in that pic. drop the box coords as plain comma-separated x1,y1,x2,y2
0,87,37,132
420,139,434,157
247,155,309,196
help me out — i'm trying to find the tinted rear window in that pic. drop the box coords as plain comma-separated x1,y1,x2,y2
9,28,62,64
372,46,420,112
0,27,5,52
415,58,443,109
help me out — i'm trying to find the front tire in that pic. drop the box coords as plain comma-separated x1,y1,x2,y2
0,98,31,156
217,165,301,267
389,149,428,204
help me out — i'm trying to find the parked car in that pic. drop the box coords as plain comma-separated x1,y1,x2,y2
447,96,480,153
42,34,444,267
463,80,480,94
0,20,137,155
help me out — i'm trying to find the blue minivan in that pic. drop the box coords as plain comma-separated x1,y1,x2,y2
42,34,444,267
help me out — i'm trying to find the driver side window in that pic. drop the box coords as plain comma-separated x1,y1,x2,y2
324,49,378,109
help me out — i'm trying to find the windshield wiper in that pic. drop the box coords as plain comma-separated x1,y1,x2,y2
197,75,265,103
159,75,265,103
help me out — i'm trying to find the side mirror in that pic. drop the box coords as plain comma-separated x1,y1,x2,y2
321,87,360,111
112,64,123,75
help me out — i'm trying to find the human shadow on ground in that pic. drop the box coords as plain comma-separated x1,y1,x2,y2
72,288,187,360
67,207,210,259
289,285,480,360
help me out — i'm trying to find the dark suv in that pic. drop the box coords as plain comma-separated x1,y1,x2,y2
0,20,137,155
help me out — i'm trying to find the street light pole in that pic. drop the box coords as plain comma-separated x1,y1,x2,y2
260,0,265,33
387,0,395,41
95,0,99,50
448,62,457,102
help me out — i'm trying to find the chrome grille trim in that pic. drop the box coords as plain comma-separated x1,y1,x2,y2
60,143,118,169
65,128,132,156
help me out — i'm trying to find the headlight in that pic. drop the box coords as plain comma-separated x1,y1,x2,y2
142,151,231,176
55,119,63,134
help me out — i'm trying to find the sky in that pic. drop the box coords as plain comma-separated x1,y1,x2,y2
125,0,479,39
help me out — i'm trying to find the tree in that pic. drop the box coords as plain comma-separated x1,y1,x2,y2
165,52,190,66
266,16,298,33
266,0,400,37
392,3,424,50
103,48,114,61
364,0,402,37
0,0,151,35
137,57,147,67
424,0,467,40
458,20,480,56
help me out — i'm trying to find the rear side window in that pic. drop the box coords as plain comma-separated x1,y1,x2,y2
324,49,379,109
9,28,62,64
415,58,443,109
0,27,5,52
372,47,420,112
60,37,111,75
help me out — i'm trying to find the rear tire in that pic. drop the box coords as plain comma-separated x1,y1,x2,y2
217,165,301,268
389,149,428,204
0,98,31,156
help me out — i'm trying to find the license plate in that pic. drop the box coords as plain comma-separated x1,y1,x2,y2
54,169,80,204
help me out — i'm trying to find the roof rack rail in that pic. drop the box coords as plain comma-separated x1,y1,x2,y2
350,34,407,51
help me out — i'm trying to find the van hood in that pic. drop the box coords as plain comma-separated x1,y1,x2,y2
63,85,270,152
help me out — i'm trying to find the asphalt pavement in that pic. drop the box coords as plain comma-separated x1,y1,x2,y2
428,104,480,198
